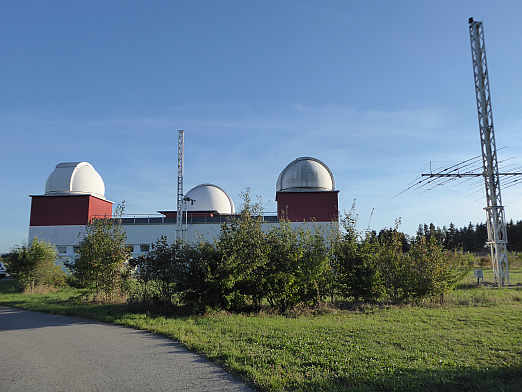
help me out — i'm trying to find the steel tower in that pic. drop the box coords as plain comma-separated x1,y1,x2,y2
176,129,184,242
469,18,509,286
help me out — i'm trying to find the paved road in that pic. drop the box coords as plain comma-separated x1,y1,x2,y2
0,306,253,392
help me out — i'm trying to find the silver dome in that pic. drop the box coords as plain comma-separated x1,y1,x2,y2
276,157,335,192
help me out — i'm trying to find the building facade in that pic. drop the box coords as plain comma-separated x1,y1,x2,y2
28,157,339,267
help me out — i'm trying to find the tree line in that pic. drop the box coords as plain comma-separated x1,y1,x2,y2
408,220,522,253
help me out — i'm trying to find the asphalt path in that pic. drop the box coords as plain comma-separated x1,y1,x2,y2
0,306,253,392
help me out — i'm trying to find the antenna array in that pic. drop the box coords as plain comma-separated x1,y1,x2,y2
397,19,521,287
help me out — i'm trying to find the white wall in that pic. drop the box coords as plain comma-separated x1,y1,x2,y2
28,221,339,264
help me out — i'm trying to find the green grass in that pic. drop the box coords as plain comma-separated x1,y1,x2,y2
1,279,521,391
458,264,522,287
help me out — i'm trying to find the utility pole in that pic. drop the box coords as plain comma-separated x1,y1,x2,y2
468,17,509,286
176,130,184,243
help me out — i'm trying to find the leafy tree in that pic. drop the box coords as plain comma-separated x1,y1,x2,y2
4,238,65,291
129,237,223,312
335,215,469,304
68,204,130,302
178,241,222,311
127,236,181,308
376,226,411,302
406,235,469,300
264,222,303,312
332,213,385,303
215,191,269,310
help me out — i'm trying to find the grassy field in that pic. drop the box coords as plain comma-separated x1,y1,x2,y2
1,274,521,392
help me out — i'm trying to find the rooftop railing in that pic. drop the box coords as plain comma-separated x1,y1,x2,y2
91,214,279,225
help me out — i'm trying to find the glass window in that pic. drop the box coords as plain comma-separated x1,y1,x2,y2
56,246,67,254
140,244,150,252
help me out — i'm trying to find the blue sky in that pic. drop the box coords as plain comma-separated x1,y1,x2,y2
2,1,522,252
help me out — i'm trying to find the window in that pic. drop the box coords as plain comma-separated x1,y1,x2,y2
140,244,150,252
56,246,67,255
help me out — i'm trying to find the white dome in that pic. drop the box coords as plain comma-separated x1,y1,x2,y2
276,157,334,192
45,162,106,199
184,184,235,214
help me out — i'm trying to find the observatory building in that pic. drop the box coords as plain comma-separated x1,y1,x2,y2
29,162,113,255
276,157,338,222
28,157,339,266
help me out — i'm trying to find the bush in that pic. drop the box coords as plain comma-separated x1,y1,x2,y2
265,223,331,312
332,215,386,303
332,215,469,304
128,193,333,314
128,237,181,307
68,210,130,302
129,237,225,313
215,192,269,311
107,195,470,313
179,241,223,312
4,238,66,291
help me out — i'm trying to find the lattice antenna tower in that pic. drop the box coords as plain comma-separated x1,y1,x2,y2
176,129,184,242
399,19,518,286
469,18,509,286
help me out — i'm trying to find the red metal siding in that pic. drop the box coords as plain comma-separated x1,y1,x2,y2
88,196,113,221
276,191,339,222
30,195,113,226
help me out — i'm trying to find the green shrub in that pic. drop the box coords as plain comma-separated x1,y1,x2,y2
215,192,269,311
264,223,304,312
129,237,224,312
179,241,223,312
4,238,66,291
128,237,181,307
68,208,130,302
332,215,386,303
332,215,470,304
265,223,332,312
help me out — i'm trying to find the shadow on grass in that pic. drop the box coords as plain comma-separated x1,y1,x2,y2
308,365,522,392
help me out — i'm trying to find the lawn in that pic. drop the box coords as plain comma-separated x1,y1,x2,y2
1,276,521,392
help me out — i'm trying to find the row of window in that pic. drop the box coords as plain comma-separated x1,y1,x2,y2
56,244,151,255
127,244,151,253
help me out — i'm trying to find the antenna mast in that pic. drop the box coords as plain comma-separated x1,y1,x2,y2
469,18,509,286
176,129,184,242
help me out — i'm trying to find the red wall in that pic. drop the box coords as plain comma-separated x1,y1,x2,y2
276,191,339,222
88,196,113,221
30,195,113,226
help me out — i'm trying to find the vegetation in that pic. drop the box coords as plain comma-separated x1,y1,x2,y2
215,192,269,311
264,223,330,312
2,238,66,291
1,278,520,392
124,195,471,314
67,203,130,302
1,195,521,391
414,219,522,253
